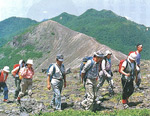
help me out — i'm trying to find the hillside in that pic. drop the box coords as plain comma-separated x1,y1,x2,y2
0,20,126,71
0,17,38,46
51,9,150,60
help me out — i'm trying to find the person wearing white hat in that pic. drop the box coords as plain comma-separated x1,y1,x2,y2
11,60,25,99
0,66,10,102
17,59,34,104
47,54,66,111
120,53,138,109
97,50,114,97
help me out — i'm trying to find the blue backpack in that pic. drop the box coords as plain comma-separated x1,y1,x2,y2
47,64,56,82
47,64,65,82
80,56,94,82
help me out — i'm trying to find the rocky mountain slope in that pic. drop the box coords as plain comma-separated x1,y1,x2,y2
0,60,150,115
9,20,126,72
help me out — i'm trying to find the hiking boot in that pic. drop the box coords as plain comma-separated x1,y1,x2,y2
3,99,8,102
80,102,85,109
123,104,129,109
16,99,21,105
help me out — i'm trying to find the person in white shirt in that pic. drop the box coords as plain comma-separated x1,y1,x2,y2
47,54,66,111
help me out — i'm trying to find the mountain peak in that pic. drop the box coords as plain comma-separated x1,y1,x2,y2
80,8,118,18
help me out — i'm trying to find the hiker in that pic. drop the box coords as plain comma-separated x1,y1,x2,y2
11,60,25,99
135,44,143,90
120,53,138,109
97,50,114,96
17,59,34,104
80,51,104,110
47,54,66,111
0,66,10,102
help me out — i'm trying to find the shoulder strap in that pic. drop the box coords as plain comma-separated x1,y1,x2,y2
52,65,56,75
16,66,20,75
124,59,129,71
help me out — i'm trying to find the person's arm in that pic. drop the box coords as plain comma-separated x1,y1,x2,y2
47,75,51,90
4,74,8,82
63,74,66,88
47,66,54,90
81,60,92,83
102,60,111,77
135,64,138,83
21,68,27,77
11,67,19,77
120,66,130,77
81,73,85,83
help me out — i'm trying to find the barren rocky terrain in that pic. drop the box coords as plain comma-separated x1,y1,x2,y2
0,60,150,116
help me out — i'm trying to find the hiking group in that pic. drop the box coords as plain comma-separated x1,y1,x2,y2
0,43,142,111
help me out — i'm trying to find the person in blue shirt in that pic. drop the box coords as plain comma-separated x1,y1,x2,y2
135,44,143,90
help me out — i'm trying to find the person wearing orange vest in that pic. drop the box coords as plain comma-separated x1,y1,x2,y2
0,66,10,102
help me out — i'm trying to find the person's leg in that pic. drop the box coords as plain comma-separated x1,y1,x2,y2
14,78,21,99
121,79,128,104
50,85,56,107
18,78,28,98
106,77,114,96
136,71,141,88
27,79,32,96
97,75,106,91
2,82,8,100
51,80,62,110
85,79,95,110
127,81,134,98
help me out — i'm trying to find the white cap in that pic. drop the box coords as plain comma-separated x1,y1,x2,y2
3,66,10,73
94,51,104,58
56,54,64,62
26,59,33,65
19,60,23,65
128,53,137,61
105,50,112,56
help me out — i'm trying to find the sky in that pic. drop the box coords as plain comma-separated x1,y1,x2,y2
0,0,150,26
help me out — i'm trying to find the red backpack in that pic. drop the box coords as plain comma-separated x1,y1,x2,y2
118,51,137,73
13,64,19,69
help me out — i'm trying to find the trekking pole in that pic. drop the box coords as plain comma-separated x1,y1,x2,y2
117,79,128,105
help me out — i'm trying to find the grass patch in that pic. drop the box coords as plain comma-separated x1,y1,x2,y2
34,109,150,116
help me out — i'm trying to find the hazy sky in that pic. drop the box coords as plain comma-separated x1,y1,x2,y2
0,0,150,26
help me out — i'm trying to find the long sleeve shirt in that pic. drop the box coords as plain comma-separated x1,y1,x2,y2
101,58,111,76
21,67,34,79
81,59,99,79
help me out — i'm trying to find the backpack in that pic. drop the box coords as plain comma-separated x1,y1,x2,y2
79,56,93,76
13,64,19,69
47,64,56,82
128,51,137,56
13,64,20,76
47,64,65,82
119,51,137,73
79,56,94,82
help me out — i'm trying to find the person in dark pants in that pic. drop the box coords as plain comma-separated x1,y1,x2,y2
11,60,25,99
120,53,138,109
0,66,10,102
